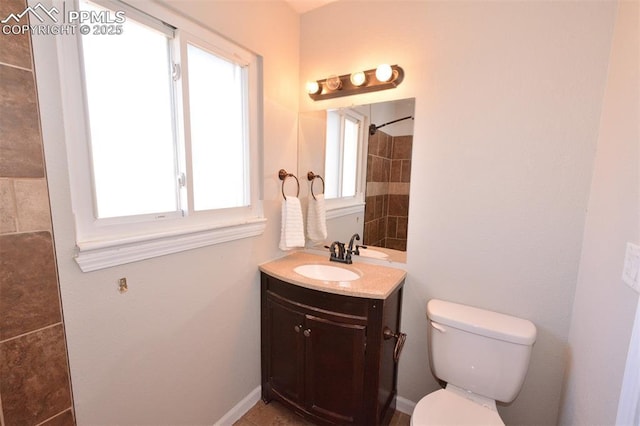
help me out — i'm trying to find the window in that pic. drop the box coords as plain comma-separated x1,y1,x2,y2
55,0,264,271
186,42,249,211
80,1,178,219
324,108,366,203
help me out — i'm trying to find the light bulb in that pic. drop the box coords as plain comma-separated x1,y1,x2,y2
375,64,393,82
325,75,342,91
306,81,320,94
350,71,366,86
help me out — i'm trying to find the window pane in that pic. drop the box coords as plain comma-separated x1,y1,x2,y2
187,44,248,211
324,110,341,199
342,117,359,197
80,1,178,219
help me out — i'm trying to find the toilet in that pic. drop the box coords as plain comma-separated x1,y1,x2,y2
411,299,537,425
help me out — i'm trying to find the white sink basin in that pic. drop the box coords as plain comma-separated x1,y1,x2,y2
294,264,360,282
358,248,389,259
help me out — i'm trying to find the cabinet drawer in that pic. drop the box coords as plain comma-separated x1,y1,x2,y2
262,273,370,319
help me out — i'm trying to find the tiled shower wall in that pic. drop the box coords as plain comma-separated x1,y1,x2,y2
364,130,412,251
0,1,75,425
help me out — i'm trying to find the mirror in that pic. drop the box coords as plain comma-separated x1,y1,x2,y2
298,98,415,263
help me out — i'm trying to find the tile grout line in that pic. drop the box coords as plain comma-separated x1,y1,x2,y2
0,321,63,345
0,61,32,73
0,229,54,237
34,407,73,426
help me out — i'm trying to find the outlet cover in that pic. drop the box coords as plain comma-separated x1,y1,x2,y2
622,243,640,294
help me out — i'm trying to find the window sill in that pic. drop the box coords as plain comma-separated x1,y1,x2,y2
74,217,267,272
325,200,366,219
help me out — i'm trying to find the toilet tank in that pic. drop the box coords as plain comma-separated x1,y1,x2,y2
426,299,537,403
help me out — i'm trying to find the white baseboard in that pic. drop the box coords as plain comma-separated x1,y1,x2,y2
214,386,261,426
396,395,417,415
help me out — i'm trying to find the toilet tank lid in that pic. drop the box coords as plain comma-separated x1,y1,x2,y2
427,299,537,345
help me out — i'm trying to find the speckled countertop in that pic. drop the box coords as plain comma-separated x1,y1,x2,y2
259,252,407,299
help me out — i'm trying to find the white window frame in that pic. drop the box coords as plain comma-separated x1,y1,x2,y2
32,0,265,272
323,108,366,219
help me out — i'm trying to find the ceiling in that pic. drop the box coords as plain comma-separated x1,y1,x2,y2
285,0,338,14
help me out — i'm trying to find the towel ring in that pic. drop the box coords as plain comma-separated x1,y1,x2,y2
307,171,325,200
279,169,300,200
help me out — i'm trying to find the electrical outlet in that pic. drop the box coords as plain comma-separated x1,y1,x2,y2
622,243,640,294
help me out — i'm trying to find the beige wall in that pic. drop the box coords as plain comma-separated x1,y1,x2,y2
560,2,640,424
300,2,616,425
34,1,299,424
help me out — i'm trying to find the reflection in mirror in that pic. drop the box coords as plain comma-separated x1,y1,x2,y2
362,99,414,252
325,108,365,199
298,98,415,262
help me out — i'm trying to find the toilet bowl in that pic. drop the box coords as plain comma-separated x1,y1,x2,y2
411,299,536,426
411,387,503,426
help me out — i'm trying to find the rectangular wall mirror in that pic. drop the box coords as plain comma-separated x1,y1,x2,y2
298,98,415,263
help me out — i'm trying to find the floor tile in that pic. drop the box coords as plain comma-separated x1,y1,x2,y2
234,400,410,426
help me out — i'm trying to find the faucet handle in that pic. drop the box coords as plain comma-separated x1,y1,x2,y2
327,241,349,263
324,244,336,258
354,244,367,255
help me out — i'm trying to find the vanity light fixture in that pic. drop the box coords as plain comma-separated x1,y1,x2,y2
307,64,404,101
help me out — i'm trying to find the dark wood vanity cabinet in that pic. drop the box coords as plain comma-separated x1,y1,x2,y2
261,272,404,425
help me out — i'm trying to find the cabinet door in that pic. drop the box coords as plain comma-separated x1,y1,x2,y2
304,314,366,424
265,298,305,405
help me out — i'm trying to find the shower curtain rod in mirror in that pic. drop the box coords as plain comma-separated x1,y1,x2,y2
369,115,414,135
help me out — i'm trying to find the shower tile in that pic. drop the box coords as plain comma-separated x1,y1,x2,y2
392,136,412,159
0,324,72,426
400,159,411,183
387,216,398,238
371,156,384,182
388,194,409,217
365,196,375,222
363,221,373,245
397,217,408,239
374,195,385,219
0,0,32,70
0,179,17,233
382,133,392,158
0,232,61,340
382,158,391,182
0,65,44,178
386,238,407,251
390,159,402,182
15,178,52,232
368,132,380,156
377,217,387,242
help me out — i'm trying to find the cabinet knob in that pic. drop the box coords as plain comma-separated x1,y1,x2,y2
294,325,302,333
303,329,311,337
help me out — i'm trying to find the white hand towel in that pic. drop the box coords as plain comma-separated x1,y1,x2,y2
306,193,327,243
279,197,305,251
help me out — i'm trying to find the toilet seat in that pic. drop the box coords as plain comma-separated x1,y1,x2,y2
410,389,504,426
